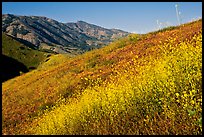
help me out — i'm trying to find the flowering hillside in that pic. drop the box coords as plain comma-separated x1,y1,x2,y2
2,19,202,135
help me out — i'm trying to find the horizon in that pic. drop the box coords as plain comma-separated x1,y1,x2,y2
2,2,202,34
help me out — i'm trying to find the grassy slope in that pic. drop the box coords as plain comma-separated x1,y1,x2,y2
2,33,50,71
2,20,202,135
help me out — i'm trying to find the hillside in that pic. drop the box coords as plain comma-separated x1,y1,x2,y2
2,14,129,54
2,19,202,135
2,33,52,82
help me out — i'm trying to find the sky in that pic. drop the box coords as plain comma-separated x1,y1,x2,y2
2,2,202,34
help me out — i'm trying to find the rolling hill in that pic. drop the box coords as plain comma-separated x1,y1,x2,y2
2,33,53,82
2,19,202,135
2,14,129,54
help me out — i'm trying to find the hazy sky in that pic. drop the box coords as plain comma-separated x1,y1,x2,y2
2,2,202,34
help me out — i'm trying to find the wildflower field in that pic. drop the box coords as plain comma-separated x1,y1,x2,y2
2,19,202,135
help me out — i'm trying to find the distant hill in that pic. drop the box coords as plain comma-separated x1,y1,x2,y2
2,14,129,54
2,32,50,82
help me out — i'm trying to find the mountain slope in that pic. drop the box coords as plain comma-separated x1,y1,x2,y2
2,14,129,54
2,19,202,135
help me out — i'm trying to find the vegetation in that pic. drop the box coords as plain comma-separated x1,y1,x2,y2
2,19,202,135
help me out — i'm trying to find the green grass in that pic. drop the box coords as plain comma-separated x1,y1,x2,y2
2,33,50,71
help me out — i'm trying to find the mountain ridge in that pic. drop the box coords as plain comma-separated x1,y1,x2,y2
2,14,129,54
